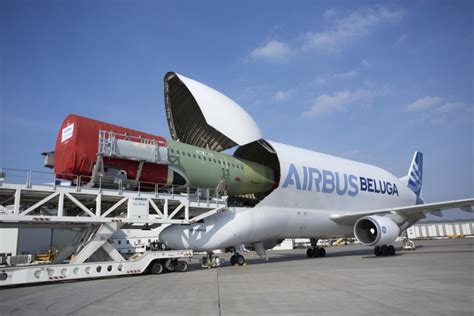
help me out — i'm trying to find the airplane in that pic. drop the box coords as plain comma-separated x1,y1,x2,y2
157,72,474,266
53,72,474,267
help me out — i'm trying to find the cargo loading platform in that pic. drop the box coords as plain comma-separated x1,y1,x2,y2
0,169,227,286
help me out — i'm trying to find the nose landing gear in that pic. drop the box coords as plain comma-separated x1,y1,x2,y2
230,253,246,266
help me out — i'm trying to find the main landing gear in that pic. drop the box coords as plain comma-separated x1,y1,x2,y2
374,245,396,256
307,238,326,258
306,247,326,258
230,253,246,266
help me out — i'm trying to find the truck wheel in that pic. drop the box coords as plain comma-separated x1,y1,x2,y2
175,261,188,272
166,261,175,272
150,261,164,274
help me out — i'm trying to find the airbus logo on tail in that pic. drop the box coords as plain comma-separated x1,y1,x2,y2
282,164,399,196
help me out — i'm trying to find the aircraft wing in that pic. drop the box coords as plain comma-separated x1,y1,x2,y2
330,198,474,225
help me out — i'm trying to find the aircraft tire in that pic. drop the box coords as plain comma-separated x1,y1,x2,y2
237,254,245,266
306,248,313,258
319,248,326,257
381,245,389,256
150,261,164,274
230,255,238,265
387,245,395,256
374,246,381,256
312,248,321,257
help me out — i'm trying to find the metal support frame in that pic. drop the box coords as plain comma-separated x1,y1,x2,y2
70,222,125,264
0,181,227,227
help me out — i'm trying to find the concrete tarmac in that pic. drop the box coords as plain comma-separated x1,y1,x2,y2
0,238,473,316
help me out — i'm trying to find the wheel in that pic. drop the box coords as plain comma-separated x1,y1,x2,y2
380,245,388,256
312,248,320,257
175,261,188,272
306,248,313,258
150,261,164,274
387,245,395,256
166,261,175,272
230,255,238,265
374,246,381,256
237,254,245,266
319,248,326,257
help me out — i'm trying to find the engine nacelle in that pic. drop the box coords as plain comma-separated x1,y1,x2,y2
354,215,400,246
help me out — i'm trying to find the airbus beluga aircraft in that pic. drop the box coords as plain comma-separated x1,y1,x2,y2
53,72,473,267
157,72,473,266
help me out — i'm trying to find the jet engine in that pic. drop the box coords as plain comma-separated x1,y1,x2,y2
353,215,400,246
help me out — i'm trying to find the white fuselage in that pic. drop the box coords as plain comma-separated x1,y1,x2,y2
160,141,417,251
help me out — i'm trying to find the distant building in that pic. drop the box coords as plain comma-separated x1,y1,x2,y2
406,219,473,239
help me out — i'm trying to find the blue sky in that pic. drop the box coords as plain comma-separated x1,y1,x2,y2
1,1,472,218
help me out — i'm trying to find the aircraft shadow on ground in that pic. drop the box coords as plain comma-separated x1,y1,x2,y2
186,248,385,270
188,243,473,269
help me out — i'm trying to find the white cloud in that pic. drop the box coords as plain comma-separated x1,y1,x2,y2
405,96,443,112
273,89,294,102
314,70,358,85
435,101,465,113
248,6,404,63
303,5,404,52
405,97,469,124
303,88,387,117
249,40,291,62
323,9,338,19
429,101,468,124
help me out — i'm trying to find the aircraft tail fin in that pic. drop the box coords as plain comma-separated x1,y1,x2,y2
400,151,424,203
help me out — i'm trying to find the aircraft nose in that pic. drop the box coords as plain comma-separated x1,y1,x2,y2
159,225,185,249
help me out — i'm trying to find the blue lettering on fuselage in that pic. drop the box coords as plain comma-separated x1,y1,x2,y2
282,163,399,197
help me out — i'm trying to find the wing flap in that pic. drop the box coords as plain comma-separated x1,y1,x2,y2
330,198,474,225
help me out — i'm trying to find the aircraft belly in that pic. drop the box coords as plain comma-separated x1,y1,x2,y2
160,206,354,252
247,206,352,240
283,208,353,238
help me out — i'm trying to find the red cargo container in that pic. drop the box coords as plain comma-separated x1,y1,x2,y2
54,114,169,184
